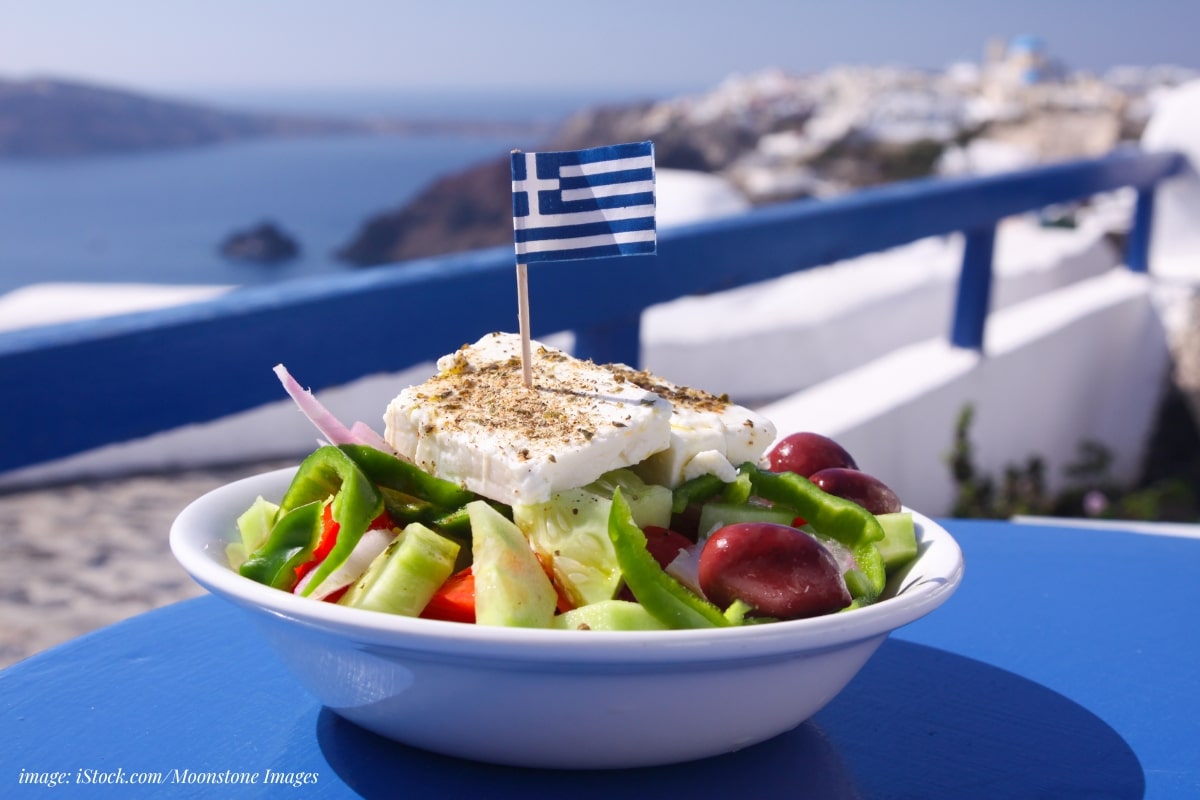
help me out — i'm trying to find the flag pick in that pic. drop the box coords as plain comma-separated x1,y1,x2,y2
509,141,657,386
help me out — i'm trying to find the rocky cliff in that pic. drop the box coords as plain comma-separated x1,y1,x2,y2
338,98,792,265
336,102,713,265
337,63,1186,267
337,93,931,265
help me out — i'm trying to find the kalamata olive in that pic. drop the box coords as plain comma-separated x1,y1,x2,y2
809,467,902,515
698,522,851,619
766,432,858,477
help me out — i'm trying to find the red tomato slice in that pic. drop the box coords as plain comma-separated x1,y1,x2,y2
421,567,476,624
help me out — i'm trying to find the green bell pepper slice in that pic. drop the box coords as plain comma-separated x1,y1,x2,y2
238,501,322,589
844,540,887,600
741,463,885,548
339,444,476,510
242,446,384,595
609,488,730,629
670,473,726,514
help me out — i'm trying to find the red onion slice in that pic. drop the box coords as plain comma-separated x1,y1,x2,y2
273,364,361,447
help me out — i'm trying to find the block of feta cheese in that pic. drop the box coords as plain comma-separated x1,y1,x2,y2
384,333,673,505
607,365,777,487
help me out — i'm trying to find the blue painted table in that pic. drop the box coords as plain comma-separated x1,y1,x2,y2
3,520,1197,798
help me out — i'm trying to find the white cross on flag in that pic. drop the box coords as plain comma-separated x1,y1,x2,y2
510,141,656,264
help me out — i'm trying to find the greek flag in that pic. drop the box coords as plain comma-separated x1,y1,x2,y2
511,141,656,264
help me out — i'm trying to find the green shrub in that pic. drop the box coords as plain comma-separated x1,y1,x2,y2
945,403,1198,521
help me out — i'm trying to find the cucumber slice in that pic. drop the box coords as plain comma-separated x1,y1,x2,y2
228,495,280,569
551,600,669,631
469,500,558,628
697,502,794,538
513,469,671,607
514,489,620,606
339,522,459,616
876,512,919,571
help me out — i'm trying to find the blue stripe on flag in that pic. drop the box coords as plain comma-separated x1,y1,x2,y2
511,141,656,264
539,191,655,216
514,216,655,243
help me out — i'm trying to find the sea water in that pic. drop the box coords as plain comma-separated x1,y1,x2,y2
0,132,518,295
0,87,668,296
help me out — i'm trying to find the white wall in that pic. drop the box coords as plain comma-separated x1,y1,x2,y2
2,265,1170,521
641,213,1120,403
758,268,1170,515
1144,80,1200,283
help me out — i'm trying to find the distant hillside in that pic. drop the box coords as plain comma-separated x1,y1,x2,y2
335,99,751,265
336,62,1193,267
337,103,662,266
0,77,548,158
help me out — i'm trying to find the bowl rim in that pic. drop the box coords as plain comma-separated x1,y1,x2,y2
170,465,963,664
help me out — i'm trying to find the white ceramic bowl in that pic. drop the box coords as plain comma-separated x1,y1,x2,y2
171,466,963,769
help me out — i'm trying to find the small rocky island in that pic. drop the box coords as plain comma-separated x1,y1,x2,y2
220,221,301,263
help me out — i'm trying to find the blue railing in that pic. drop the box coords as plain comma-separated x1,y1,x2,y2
0,148,1185,474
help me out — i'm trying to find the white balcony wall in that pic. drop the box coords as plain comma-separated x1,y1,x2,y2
1144,80,1200,283
641,213,1121,404
758,269,1171,515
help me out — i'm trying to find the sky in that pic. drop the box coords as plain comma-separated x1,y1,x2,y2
2,0,1198,100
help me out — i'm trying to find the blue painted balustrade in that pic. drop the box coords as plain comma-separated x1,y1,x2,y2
0,148,1185,473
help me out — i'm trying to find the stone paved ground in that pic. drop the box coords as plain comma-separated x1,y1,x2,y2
0,459,292,669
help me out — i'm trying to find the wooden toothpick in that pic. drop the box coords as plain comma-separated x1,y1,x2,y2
512,148,534,388
516,261,533,388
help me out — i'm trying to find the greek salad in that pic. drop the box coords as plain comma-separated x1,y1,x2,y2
230,336,918,630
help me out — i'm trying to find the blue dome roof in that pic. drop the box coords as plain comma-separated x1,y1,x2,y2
1009,34,1044,53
